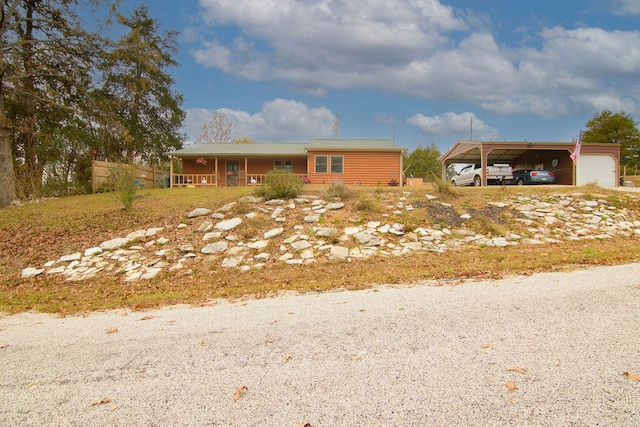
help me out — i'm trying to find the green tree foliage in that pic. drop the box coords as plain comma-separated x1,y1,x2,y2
0,0,114,203
404,143,442,180
582,110,640,170
99,4,185,164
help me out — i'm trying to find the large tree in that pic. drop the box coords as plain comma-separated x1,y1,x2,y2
404,143,442,180
99,4,185,164
582,110,640,170
0,0,114,204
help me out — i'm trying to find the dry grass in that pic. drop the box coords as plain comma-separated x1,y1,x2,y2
1,184,639,315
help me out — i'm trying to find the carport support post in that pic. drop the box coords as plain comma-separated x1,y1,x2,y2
481,146,488,186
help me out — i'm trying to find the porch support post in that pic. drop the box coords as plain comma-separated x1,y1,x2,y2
244,157,248,186
169,156,173,188
215,157,219,187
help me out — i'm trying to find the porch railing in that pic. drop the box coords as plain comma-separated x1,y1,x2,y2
172,172,308,187
172,174,217,187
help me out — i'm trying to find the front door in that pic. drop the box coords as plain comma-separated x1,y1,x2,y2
226,160,239,186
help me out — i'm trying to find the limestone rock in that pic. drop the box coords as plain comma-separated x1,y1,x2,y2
264,227,285,239
22,267,45,278
188,208,211,218
215,217,243,231
201,241,229,254
326,202,345,210
100,237,130,251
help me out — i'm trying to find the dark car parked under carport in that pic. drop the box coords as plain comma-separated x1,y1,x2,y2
511,169,555,185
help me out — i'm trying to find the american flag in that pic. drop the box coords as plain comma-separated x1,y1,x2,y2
570,131,582,164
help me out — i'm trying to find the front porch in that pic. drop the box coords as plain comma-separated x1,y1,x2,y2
170,171,308,187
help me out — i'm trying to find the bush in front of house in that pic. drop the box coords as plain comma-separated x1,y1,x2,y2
254,169,303,200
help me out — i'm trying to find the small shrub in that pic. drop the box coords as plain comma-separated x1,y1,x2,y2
431,173,457,197
325,181,353,200
356,194,377,212
107,163,139,211
253,169,302,200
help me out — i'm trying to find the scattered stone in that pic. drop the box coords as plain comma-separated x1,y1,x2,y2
188,208,211,218
203,232,222,241
100,237,130,251
330,245,350,260
264,227,284,239
197,222,213,233
156,237,170,245
215,217,243,231
316,227,339,238
126,230,147,240
326,202,345,210
59,252,82,263
84,247,103,257
291,240,312,251
304,214,320,223
22,267,45,278
239,196,263,203
201,241,229,254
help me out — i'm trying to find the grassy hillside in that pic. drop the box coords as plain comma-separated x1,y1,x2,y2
1,184,639,314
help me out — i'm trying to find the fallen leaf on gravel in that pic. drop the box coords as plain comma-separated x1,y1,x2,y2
351,356,362,361
110,403,118,411
555,359,561,366
623,372,640,381
233,386,248,401
504,381,517,392
91,398,112,406
293,424,312,427
25,383,34,389
199,340,205,346
140,316,156,321
106,328,118,334
0,344,8,349
481,344,491,349
265,338,275,344
507,367,527,374
283,353,292,361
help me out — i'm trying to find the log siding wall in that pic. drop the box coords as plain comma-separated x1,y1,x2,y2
307,151,403,186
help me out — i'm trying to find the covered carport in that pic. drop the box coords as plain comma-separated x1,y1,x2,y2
441,141,620,186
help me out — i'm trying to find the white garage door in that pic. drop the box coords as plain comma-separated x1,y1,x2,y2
577,155,617,187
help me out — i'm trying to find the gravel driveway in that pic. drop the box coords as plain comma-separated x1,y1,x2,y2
1,263,640,426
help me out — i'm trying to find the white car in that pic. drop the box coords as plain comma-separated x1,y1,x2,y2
451,164,513,186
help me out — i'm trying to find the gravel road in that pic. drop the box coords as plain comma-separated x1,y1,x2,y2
1,263,640,426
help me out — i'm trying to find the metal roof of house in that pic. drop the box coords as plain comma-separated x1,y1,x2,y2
164,139,405,157
165,142,308,157
306,138,405,151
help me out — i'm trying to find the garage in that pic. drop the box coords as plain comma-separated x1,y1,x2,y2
576,155,617,187
441,141,620,187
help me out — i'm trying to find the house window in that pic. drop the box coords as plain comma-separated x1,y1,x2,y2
315,156,328,173
330,156,343,174
275,160,294,172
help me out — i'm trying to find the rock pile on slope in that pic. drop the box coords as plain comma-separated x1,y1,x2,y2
21,191,640,281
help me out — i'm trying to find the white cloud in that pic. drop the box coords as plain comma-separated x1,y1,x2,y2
184,99,336,142
613,0,640,15
406,112,500,141
192,0,640,117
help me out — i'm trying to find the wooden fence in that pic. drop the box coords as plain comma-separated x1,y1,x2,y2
92,160,168,193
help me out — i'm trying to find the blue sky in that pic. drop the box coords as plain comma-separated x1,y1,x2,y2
117,0,640,153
